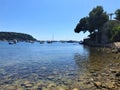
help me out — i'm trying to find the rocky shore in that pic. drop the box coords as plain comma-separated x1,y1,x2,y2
87,63,120,90
0,46,120,90
0,62,120,90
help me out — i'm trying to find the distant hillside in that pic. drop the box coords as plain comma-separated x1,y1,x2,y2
0,32,36,41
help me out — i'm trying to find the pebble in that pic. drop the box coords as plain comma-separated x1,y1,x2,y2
115,72,120,77
47,76,54,80
25,83,33,88
93,82,102,88
37,87,42,90
6,85,17,90
73,88,78,90
0,62,120,90
106,82,115,89
57,87,65,90
110,69,118,73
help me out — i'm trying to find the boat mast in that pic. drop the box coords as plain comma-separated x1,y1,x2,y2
52,34,54,41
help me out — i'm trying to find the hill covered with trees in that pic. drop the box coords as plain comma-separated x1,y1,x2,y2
0,32,36,41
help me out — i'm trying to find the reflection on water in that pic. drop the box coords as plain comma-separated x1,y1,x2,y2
0,42,120,89
87,47,120,72
74,48,89,72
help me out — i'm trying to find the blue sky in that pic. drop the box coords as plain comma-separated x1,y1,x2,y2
0,0,120,40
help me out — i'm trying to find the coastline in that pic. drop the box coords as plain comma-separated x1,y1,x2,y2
83,62,120,90
77,42,120,89
81,41,120,54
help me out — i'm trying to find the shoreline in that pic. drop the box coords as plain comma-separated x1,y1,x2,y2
84,63,120,90
81,42,120,54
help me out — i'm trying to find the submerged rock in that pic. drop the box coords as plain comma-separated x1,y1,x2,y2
37,87,42,90
5,85,17,90
21,81,34,89
112,49,118,53
73,88,79,90
104,81,115,89
47,76,55,80
115,72,120,77
25,83,33,88
93,82,102,88
56,86,65,90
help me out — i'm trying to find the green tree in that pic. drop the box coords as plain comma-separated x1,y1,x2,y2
0,32,36,41
110,25,120,41
88,6,109,32
74,17,89,33
115,9,120,21
74,6,109,34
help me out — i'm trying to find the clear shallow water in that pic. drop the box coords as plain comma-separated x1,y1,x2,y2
0,42,89,88
0,42,119,89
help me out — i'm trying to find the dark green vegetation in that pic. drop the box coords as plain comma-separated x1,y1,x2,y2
115,9,120,21
0,32,36,41
75,6,109,34
107,21,120,42
111,25,120,41
74,6,120,45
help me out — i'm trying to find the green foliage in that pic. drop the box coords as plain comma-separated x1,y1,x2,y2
115,9,120,21
74,17,89,33
0,32,36,41
74,6,109,34
105,20,120,38
88,6,108,31
74,6,120,43
110,25,120,41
